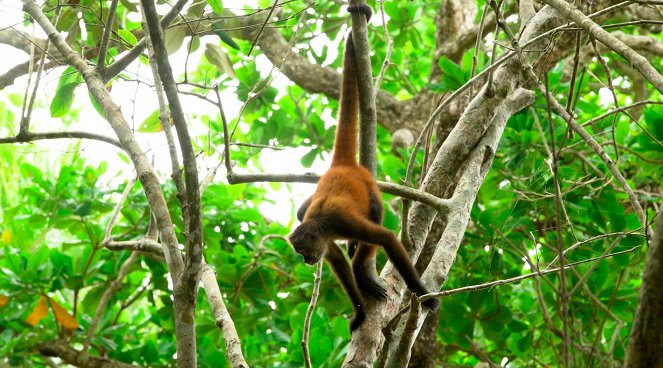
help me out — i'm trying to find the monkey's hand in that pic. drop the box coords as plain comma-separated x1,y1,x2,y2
347,3,372,21
349,307,366,332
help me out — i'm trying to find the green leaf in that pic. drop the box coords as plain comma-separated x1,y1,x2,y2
508,319,529,333
139,109,164,133
88,90,105,117
382,200,400,230
73,201,92,217
206,0,223,14
51,67,83,117
381,156,405,181
187,0,207,17
187,36,200,53
300,148,318,168
211,25,240,50
437,57,468,91
55,7,78,31
204,43,236,78
643,105,663,140
118,29,138,46
164,27,187,54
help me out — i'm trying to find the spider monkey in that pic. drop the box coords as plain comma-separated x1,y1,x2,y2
289,4,439,332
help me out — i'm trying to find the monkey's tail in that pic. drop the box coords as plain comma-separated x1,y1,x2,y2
331,32,359,167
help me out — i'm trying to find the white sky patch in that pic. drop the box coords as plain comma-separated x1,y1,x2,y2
522,257,531,270
598,87,615,107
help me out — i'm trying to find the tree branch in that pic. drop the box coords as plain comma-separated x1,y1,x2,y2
348,0,378,174
140,0,202,365
38,340,139,368
200,264,249,368
541,0,663,93
0,131,123,149
626,209,663,367
302,261,323,368
226,172,452,214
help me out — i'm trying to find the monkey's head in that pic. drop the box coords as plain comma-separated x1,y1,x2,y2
289,221,327,265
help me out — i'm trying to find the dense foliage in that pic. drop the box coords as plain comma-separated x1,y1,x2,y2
1,0,662,366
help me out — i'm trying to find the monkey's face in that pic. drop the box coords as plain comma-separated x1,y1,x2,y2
289,222,326,265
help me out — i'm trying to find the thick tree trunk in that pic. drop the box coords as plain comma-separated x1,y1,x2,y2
626,209,663,368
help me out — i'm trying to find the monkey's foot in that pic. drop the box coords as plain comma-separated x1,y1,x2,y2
349,309,366,332
422,296,440,311
355,269,388,300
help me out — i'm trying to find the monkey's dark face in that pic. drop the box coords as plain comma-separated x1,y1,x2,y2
289,222,327,265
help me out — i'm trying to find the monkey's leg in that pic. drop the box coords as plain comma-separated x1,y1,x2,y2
335,215,440,311
352,190,388,300
325,241,367,332
353,244,388,300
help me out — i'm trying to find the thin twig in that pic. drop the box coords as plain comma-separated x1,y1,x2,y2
547,229,645,268
0,131,123,149
470,1,490,100
214,86,233,174
142,8,189,229
587,271,625,366
18,26,36,137
97,0,119,76
103,176,138,244
565,29,583,116
112,281,150,325
247,0,280,56
373,0,393,99
83,252,139,352
302,260,323,368
543,72,570,367
20,5,59,137
485,0,504,97
420,246,640,299
589,38,621,160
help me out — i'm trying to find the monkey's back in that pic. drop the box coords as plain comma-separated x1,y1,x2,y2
307,164,380,219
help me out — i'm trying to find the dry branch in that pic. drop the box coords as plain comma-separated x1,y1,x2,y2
201,264,249,368
542,0,663,93
38,340,139,368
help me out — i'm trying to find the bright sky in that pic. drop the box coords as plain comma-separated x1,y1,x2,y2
0,0,335,225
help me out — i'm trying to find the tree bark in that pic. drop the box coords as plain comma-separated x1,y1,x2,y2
626,210,663,368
